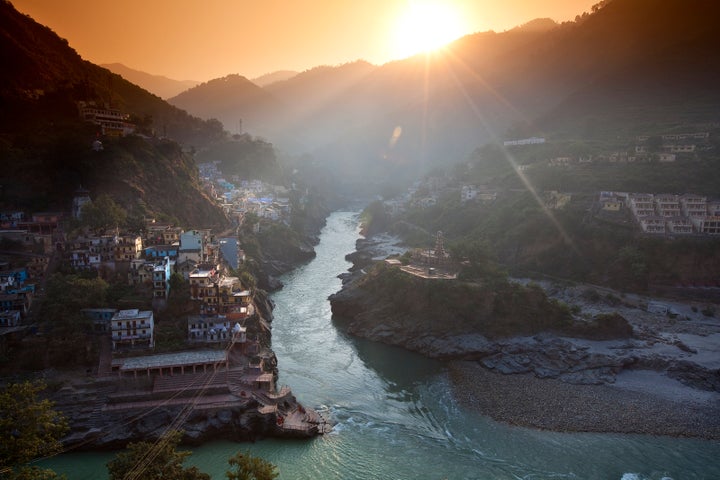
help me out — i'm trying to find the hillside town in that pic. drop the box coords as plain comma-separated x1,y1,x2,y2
0,177,324,445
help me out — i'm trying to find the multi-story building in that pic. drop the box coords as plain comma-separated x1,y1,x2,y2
707,202,720,217
628,194,655,217
178,229,217,265
114,234,143,262
152,257,172,299
189,266,220,314
654,194,681,217
691,216,720,235
187,315,232,343
189,266,219,299
666,217,693,234
217,277,252,319
128,259,154,286
145,225,183,246
189,268,252,317
111,309,154,350
78,101,135,137
67,235,115,271
680,194,707,218
639,216,666,234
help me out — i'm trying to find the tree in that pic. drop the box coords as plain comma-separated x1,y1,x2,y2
80,194,127,234
0,381,68,480
225,452,278,480
107,430,209,480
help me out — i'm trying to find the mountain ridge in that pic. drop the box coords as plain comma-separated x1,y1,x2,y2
167,0,720,186
101,63,200,99
0,0,229,227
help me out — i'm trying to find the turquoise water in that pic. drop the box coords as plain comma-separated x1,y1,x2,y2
41,211,720,479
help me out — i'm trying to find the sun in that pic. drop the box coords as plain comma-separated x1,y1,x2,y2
391,1,465,58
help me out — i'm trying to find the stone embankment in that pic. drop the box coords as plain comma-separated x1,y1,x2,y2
52,369,322,449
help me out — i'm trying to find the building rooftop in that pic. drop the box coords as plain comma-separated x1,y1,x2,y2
111,349,226,370
114,309,153,320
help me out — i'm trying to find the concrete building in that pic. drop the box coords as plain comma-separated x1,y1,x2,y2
152,257,172,299
639,216,666,234
111,309,154,350
680,194,708,218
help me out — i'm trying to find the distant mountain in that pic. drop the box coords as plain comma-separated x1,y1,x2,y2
167,74,280,135
0,1,224,148
252,70,298,87
101,63,200,99
154,0,720,188
0,1,228,227
511,17,558,33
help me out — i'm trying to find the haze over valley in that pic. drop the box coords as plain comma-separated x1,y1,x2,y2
1,1,720,479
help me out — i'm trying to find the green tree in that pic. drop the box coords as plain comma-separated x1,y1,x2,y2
0,381,68,480
107,431,209,480
40,274,109,337
80,194,127,234
225,452,278,480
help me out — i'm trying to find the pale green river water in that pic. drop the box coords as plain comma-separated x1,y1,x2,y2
41,211,720,479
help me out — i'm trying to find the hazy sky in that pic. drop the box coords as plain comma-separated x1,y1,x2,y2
13,0,597,81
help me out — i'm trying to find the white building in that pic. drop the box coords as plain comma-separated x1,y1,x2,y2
187,315,232,342
639,216,666,234
680,194,707,218
111,309,154,350
654,194,681,217
152,257,172,299
628,194,655,217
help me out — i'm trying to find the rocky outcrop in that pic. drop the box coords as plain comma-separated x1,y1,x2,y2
330,234,720,391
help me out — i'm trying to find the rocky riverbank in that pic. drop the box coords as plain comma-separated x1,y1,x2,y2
449,361,720,439
330,232,720,438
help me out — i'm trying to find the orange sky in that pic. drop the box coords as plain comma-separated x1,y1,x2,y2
13,0,597,81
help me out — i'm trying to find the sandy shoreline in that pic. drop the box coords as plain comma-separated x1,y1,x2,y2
449,360,720,440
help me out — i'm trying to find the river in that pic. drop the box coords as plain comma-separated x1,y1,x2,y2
41,210,720,479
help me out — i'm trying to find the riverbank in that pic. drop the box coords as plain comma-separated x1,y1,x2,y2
449,361,720,439
331,231,720,440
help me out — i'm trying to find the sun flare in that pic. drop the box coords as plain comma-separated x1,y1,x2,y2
391,1,465,58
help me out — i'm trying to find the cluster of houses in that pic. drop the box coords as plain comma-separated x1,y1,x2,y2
600,192,720,235
82,302,251,352
0,262,35,327
547,131,713,167
1,209,254,351
0,180,259,352
198,162,294,226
